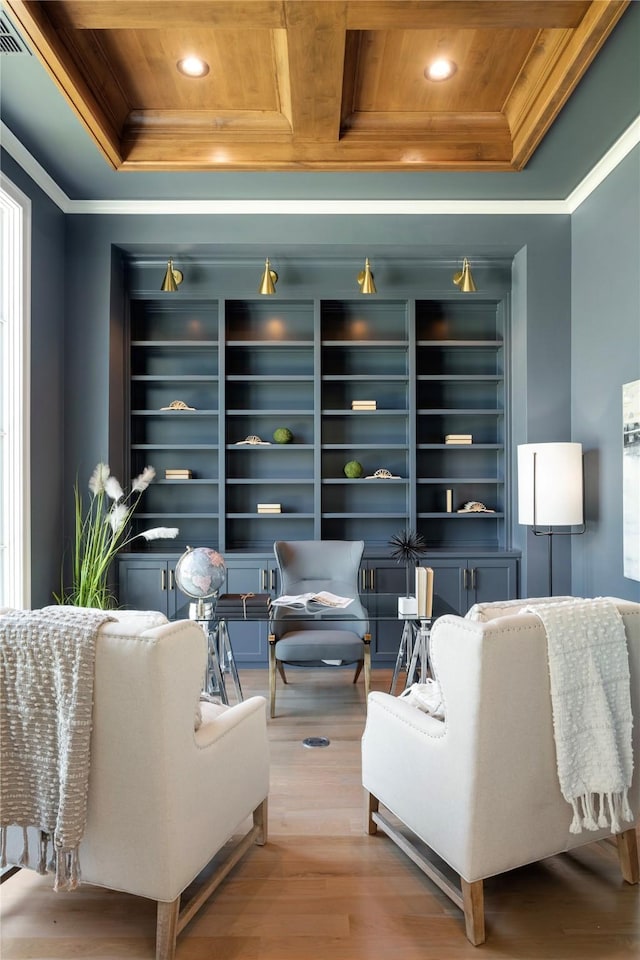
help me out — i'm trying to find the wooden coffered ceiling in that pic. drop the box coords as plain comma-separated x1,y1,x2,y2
4,0,630,172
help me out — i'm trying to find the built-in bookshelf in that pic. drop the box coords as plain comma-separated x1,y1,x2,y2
125,293,507,554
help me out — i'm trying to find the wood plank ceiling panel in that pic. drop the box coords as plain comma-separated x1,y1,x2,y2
4,0,630,172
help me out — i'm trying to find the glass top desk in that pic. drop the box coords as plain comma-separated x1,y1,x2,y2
207,593,458,704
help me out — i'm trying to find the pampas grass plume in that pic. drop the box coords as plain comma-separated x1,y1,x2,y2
105,476,124,501
132,465,156,492
88,462,110,494
109,503,128,533
140,527,179,541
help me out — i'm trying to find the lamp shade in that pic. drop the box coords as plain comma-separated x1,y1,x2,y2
518,442,584,526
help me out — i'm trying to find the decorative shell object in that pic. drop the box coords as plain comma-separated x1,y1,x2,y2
366,468,401,479
235,435,271,445
457,501,495,513
160,399,196,410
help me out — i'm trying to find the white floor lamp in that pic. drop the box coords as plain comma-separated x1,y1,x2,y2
517,442,586,596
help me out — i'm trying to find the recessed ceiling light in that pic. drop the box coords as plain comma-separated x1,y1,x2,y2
177,56,210,78
424,58,457,82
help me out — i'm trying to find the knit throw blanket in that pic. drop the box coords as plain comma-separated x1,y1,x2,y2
524,598,634,835
0,606,114,889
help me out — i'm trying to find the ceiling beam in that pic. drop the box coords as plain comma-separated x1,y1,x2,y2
4,0,124,167
344,1,591,30
506,0,630,167
42,1,287,30
284,1,347,143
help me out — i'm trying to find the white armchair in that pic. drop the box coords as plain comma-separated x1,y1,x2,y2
362,597,640,945
1,610,270,960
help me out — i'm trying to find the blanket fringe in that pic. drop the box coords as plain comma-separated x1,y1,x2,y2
570,790,634,835
52,839,81,892
37,831,49,875
18,826,29,867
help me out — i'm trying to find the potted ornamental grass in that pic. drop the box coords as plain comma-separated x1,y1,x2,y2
54,462,178,609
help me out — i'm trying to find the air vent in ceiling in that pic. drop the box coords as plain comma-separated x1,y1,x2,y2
0,15,30,55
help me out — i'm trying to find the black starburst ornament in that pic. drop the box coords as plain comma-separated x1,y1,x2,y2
389,528,428,598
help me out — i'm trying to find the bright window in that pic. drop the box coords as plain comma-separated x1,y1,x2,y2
0,173,31,608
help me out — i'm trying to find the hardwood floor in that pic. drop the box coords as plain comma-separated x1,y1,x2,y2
1,668,639,959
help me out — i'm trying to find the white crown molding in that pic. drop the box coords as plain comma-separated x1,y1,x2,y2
565,116,640,213
2,116,638,217
73,197,567,215
1,123,72,213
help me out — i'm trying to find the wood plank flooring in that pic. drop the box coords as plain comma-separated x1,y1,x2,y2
1,668,639,959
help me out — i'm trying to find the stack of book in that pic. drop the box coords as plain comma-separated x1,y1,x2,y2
216,593,272,619
445,434,472,445
257,503,281,513
416,566,434,618
352,400,377,410
165,468,192,479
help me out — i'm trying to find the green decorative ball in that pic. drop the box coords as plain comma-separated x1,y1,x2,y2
273,427,293,444
343,460,364,478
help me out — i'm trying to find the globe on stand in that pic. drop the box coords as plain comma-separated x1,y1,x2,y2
174,546,226,621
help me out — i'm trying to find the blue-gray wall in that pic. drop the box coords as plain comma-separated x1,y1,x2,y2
571,146,640,601
63,211,572,596
1,149,65,607
7,145,639,604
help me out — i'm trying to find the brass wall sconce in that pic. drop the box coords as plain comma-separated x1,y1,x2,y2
258,258,278,295
452,257,476,292
358,258,377,294
160,259,183,292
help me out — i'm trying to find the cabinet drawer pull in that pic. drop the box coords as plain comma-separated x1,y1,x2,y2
270,569,276,592
161,569,167,591
261,569,268,591
471,568,477,590
462,568,468,590
369,569,375,590
169,569,175,591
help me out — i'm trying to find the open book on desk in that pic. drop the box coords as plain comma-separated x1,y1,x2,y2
271,591,353,610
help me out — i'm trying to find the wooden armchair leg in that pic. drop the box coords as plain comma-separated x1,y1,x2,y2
353,660,363,684
156,897,180,960
616,827,640,883
268,636,277,718
253,797,268,846
363,636,371,703
365,791,379,835
461,879,485,946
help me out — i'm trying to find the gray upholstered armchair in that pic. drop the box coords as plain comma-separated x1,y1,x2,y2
268,540,370,718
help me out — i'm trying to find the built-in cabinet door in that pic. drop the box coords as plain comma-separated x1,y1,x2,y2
360,561,406,660
118,557,190,620
467,557,518,607
428,556,519,615
221,559,279,664
426,559,467,616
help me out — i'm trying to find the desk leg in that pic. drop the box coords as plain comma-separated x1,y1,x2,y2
218,619,244,703
206,623,229,705
389,620,414,695
405,622,422,687
406,620,432,686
